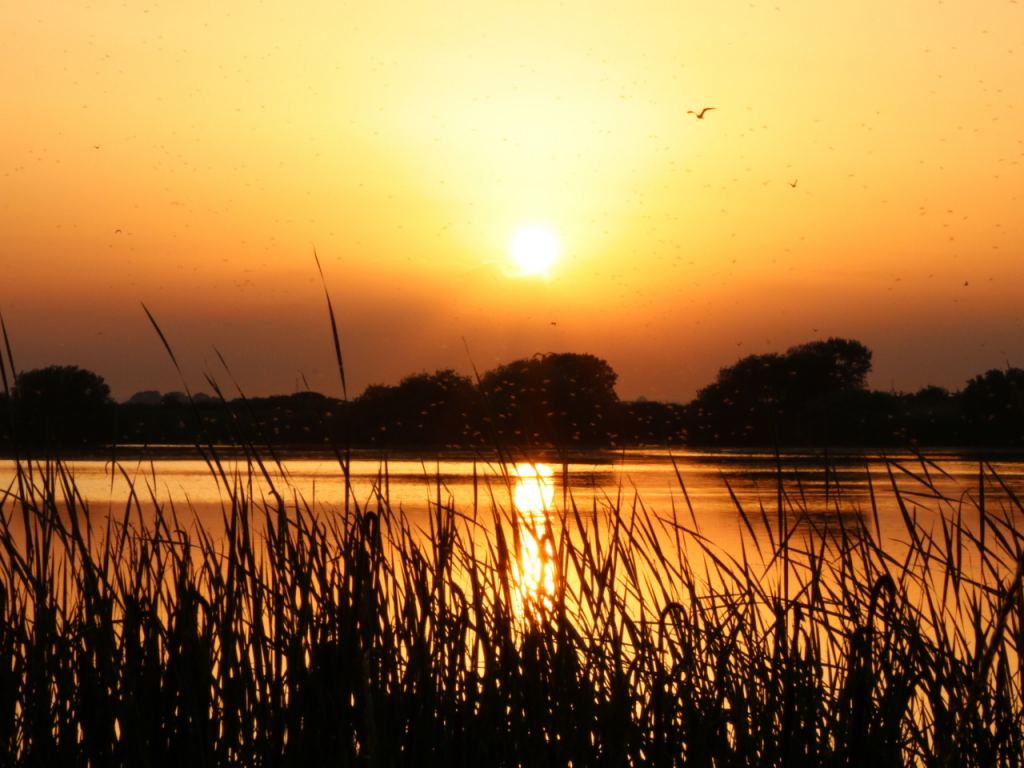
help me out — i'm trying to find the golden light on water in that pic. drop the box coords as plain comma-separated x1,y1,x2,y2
511,228,558,275
512,463,555,515
511,464,556,605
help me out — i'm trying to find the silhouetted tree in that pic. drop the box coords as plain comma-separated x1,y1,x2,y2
900,385,967,446
613,399,687,445
798,389,905,446
126,390,162,406
685,338,873,445
782,338,872,402
0,392,10,448
231,391,340,443
480,353,619,446
16,344,1017,452
14,365,113,446
962,368,1024,446
912,384,952,405
114,390,342,446
353,369,483,447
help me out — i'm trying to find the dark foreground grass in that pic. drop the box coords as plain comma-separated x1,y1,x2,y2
0,447,1022,767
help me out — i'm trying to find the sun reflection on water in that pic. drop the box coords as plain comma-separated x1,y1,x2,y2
511,464,556,606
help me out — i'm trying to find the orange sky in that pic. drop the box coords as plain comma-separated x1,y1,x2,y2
2,0,1022,401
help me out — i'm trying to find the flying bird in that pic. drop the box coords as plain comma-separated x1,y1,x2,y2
93,145,100,149
115,229,122,234
787,179,798,188
687,108,716,119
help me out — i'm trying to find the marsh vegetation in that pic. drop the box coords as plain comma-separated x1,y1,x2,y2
1,300,1022,765
1,442,1022,766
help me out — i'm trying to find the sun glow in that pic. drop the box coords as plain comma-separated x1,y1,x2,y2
512,463,554,516
511,228,558,274
511,464,557,607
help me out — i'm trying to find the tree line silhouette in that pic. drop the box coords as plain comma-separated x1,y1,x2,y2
1,339,1022,451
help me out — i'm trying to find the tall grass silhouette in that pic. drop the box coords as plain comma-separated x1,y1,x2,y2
0,299,1022,765
1,441,1022,765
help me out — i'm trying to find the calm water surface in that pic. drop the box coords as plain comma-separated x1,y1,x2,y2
4,449,1022,568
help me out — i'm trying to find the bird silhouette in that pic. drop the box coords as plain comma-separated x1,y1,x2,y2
787,179,798,188
92,145,100,149
115,229,122,234
687,108,715,119
964,281,969,286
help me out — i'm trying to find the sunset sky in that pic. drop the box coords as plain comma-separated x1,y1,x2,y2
3,0,1022,402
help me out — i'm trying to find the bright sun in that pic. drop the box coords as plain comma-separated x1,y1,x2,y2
511,227,558,274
